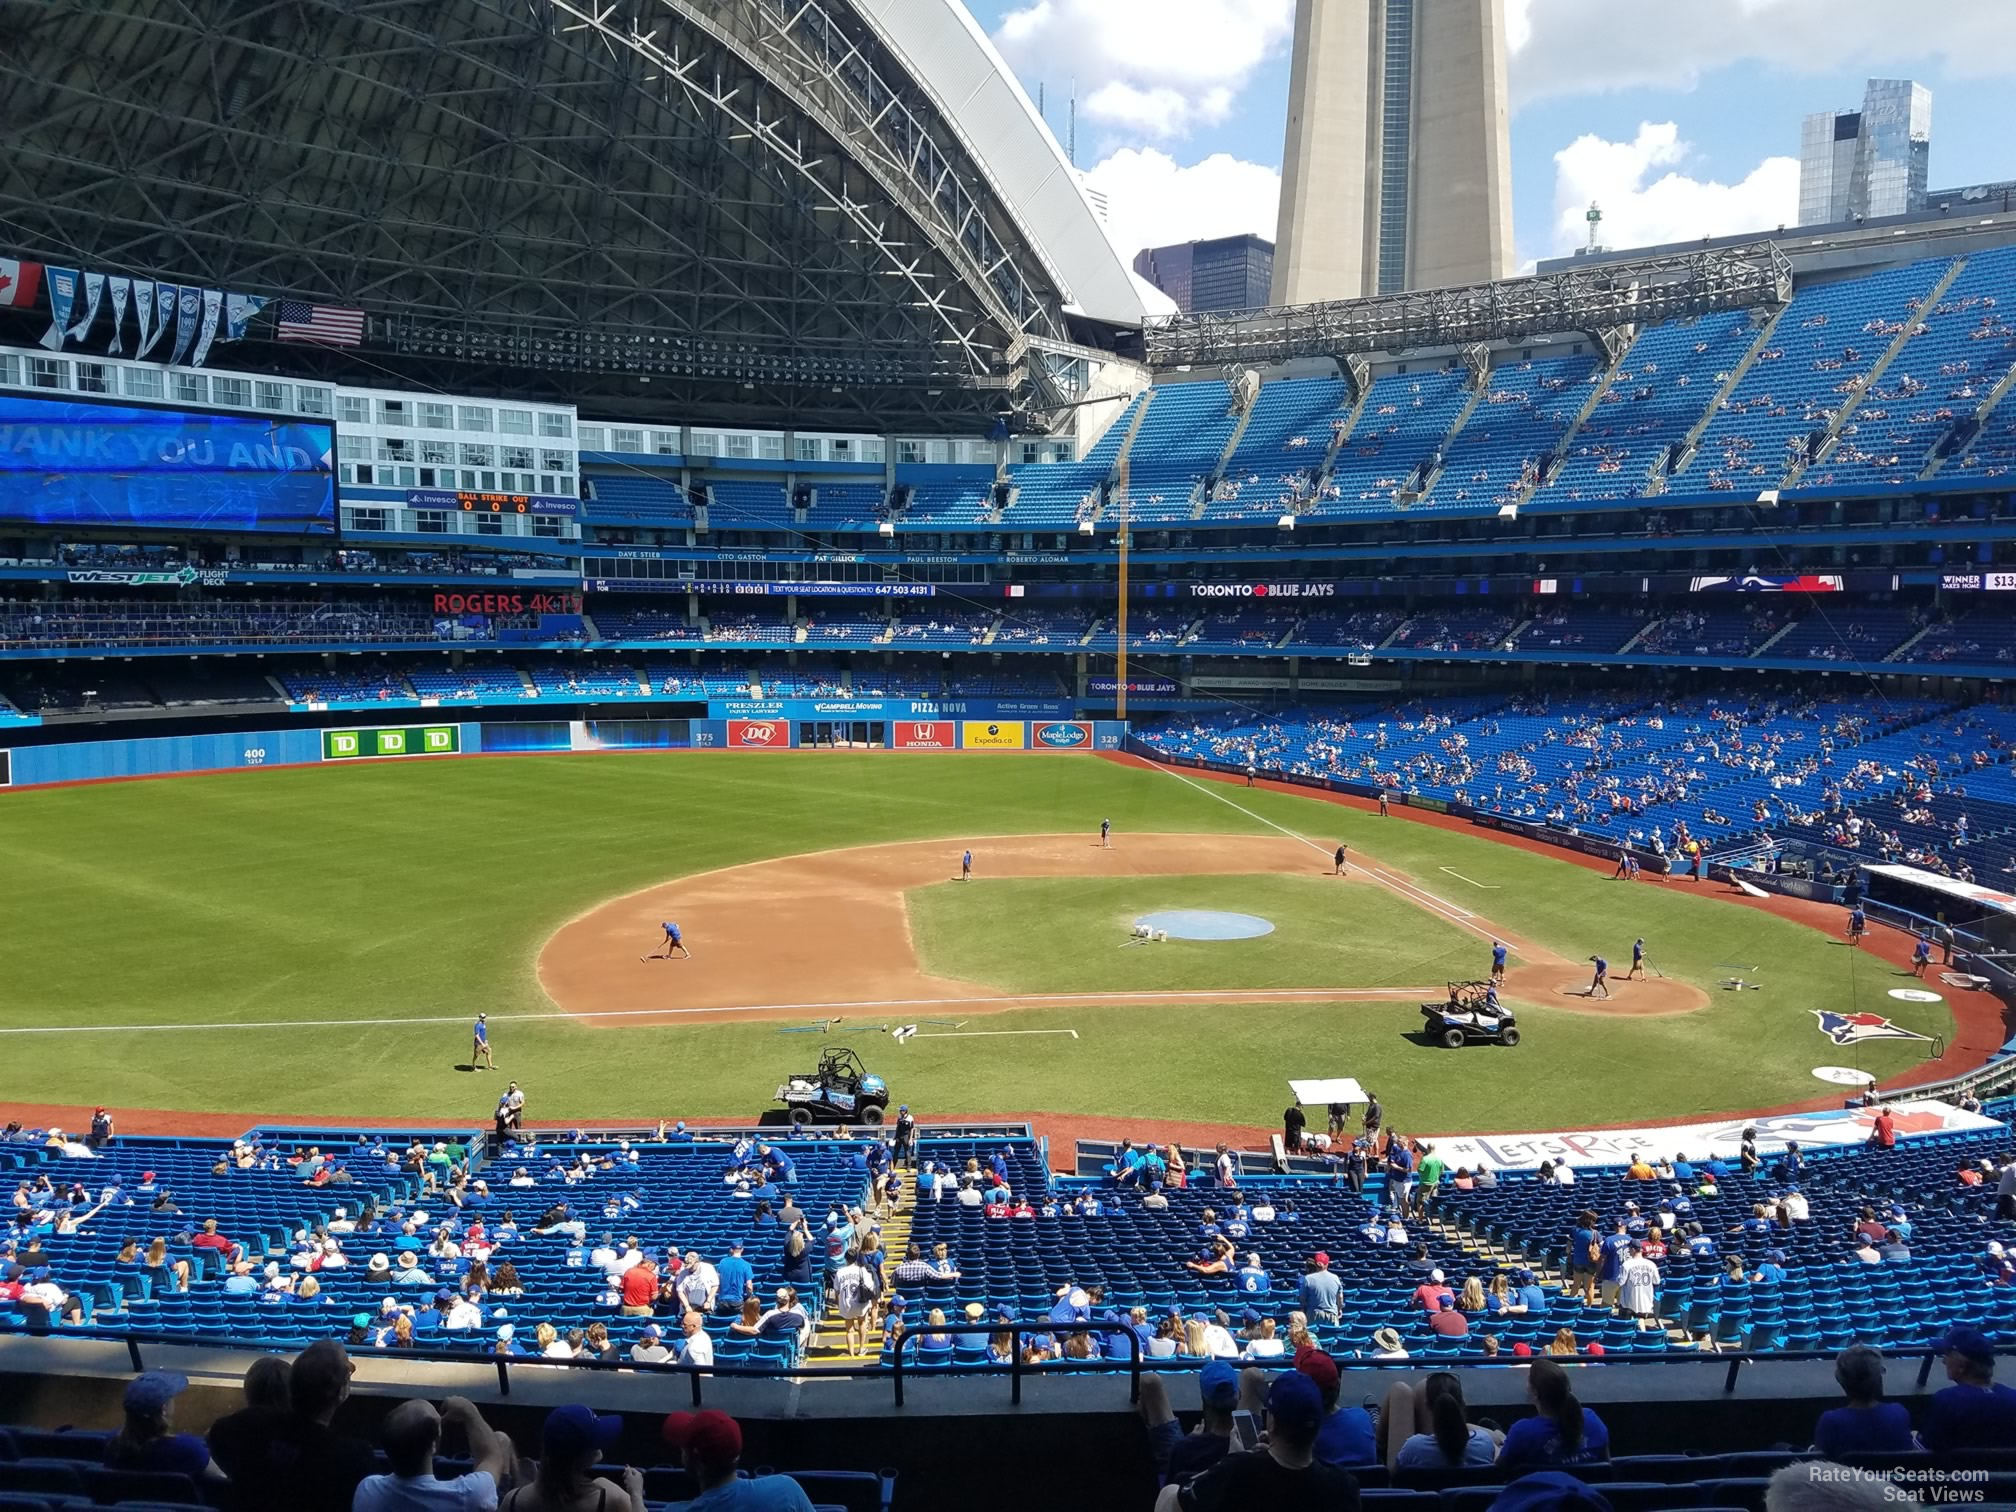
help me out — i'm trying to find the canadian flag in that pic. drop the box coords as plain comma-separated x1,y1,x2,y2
0,259,43,309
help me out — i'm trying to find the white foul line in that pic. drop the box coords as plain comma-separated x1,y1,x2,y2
1136,757,1487,936
0,986,1434,1037
1438,867,1500,890
912,1029,1081,1040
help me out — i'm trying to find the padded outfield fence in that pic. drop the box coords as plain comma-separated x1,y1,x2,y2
0,715,1132,787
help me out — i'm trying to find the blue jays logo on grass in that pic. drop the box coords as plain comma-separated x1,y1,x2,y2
1811,1009,1932,1046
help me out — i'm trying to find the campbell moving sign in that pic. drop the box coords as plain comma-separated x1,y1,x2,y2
1187,582,1337,599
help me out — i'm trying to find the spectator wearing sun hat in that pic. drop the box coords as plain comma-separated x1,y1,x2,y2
1156,1368,1362,1512
663,1408,814,1510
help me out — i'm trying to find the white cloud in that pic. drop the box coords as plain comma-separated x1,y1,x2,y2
992,0,1293,139
1511,0,2016,107
1548,122,1799,258
1081,147,1281,263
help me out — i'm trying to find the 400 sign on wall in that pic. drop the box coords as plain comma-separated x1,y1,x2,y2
321,726,462,760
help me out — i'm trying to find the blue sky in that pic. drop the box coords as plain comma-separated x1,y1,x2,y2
969,0,2016,273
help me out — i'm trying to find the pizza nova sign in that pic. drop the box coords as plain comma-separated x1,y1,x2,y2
1187,582,1338,599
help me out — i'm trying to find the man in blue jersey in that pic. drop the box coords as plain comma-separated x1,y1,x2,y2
1490,939,1508,984
470,1013,494,1071
1628,938,1646,980
961,848,973,881
1587,955,1610,999
653,921,692,960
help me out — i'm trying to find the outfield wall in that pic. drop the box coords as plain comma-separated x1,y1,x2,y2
0,717,1130,788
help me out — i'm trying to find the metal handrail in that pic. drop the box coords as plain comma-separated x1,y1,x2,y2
5,1323,2008,1412
889,1320,1143,1408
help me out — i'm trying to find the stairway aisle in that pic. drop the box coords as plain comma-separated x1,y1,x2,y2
806,1181,915,1362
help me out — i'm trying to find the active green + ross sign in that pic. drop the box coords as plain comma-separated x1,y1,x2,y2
321,725,461,761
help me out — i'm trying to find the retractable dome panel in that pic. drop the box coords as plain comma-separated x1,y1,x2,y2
0,0,1092,431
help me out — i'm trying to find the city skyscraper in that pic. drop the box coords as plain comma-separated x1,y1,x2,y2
1134,236,1276,314
1270,0,1514,305
1798,79,1932,226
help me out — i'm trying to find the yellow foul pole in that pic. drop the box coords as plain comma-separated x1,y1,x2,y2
1115,491,1129,721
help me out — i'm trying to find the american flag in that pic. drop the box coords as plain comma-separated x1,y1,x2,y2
275,300,366,347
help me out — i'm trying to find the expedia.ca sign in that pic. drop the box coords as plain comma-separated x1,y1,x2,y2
1187,582,1337,599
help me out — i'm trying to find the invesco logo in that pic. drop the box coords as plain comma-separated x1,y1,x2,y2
1036,723,1089,748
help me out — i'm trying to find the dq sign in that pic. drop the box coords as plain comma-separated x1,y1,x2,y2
726,720,788,748
892,721,956,750
1034,721,1091,749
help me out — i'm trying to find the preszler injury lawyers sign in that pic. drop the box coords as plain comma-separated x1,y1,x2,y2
322,725,461,761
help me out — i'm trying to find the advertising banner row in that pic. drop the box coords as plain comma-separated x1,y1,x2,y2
709,698,1072,721
694,719,1129,751
2,718,1131,787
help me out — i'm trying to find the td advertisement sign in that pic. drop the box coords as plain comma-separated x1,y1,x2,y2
322,726,461,761
962,720,1026,750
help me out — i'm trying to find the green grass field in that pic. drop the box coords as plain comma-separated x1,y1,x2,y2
0,751,1945,1131
909,875,1478,993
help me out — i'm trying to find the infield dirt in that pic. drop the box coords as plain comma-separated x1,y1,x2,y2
536,832,1707,1024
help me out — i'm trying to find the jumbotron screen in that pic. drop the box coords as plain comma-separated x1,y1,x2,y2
0,391,336,535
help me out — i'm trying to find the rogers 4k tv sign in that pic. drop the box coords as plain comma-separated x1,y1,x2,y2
322,725,461,760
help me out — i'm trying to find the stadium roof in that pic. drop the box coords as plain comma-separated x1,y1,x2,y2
0,0,1138,432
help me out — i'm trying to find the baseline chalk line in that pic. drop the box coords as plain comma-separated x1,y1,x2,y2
1438,867,1500,889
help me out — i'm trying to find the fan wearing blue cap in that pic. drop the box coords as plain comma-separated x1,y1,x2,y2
1918,1325,2016,1452
1138,1358,1241,1489
352,1395,511,1511
1493,1471,1615,1512
105,1370,223,1485
1155,1369,1362,1512
526,1405,643,1508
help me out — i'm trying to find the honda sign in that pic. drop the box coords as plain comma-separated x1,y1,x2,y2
891,722,956,750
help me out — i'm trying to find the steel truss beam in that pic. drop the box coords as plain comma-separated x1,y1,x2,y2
0,0,1067,416
1147,244,1796,370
